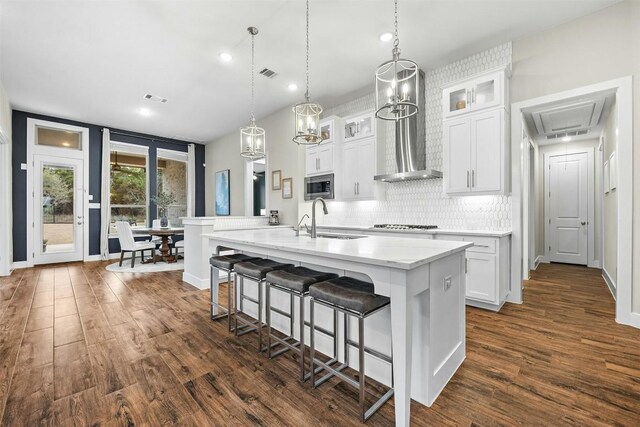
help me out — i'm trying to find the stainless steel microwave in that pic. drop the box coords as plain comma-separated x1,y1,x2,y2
304,173,334,201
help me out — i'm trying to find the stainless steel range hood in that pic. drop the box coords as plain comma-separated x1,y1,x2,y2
374,70,442,182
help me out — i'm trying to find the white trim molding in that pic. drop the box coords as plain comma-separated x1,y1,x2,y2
602,267,616,301
511,77,634,327
26,118,90,267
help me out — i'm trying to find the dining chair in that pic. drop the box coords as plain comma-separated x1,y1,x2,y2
115,221,157,268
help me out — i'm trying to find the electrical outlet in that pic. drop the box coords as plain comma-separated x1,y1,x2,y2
443,276,452,291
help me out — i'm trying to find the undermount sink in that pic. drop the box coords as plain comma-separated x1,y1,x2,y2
316,233,368,240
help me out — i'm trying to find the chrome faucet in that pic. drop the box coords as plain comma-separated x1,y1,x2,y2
295,214,310,236
310,197,328,238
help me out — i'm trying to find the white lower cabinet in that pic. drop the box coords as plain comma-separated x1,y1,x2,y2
434,233,510,310
315,227,510,311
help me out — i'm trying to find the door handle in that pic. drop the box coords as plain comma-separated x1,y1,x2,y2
466,171,470,188
581,221,586,226
77,221,83,225
354,183,357,195
356,182,360,195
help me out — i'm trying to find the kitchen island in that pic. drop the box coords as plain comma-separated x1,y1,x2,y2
205,228,472,426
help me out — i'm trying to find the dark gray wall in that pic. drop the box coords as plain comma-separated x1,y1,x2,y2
12,110,206,261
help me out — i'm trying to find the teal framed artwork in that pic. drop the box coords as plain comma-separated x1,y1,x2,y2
215,169,230,216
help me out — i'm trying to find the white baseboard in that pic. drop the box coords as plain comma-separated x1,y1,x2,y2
12,261,27,270
534,255,543,270
182,272,209,290
602,268,616,300
588,259,601,269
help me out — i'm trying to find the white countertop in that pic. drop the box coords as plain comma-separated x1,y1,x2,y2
204,228,472,270
318,224,512,238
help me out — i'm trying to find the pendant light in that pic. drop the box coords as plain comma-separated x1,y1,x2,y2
292,0,323,145
111,152,122,171
375,0,419,121
240,26,266,160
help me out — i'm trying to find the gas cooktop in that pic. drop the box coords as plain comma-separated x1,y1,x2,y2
372,224,438,230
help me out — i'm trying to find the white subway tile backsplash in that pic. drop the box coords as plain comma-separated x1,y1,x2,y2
321,42,513,231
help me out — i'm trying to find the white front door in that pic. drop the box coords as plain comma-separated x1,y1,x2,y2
33,155,84,264
547,152,589,265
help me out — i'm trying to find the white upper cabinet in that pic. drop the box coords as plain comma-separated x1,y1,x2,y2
341,138,375,201
442,65,510,196
305,116,341,177
442,68,508,119
318,116,340,145
343,111,376,143
306,144,334,176
443,109,505,195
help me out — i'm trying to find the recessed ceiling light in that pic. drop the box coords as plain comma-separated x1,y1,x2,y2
139,107,152,117
287,83,298,91
219,52,232,62
379,32,393,42
562,136,572,142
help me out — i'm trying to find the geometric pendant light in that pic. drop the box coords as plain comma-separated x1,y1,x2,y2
375,0,419,122
292,0,324,145
240,26,266,159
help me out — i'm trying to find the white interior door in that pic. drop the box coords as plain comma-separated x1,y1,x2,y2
547,152,588,265
33,155,84,264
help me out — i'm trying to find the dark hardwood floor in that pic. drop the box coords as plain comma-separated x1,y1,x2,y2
0,261,638,426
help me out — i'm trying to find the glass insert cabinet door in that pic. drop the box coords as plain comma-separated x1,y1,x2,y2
33,155,84,264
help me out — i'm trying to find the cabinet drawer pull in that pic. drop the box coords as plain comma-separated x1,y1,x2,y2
354,183,357,195
472,170,475,187
474,244,490,248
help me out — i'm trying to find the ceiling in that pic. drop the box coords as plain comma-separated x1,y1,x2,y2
523,90,615,145
0,0,619,144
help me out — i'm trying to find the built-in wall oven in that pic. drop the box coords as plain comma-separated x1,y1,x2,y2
304,173,334,201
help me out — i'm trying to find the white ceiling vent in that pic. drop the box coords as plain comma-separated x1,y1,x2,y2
144,93,168,103
546,129,589,140
531,98,605,138
259,68,277,78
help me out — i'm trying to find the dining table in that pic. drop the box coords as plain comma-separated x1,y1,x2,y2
134,227,184,263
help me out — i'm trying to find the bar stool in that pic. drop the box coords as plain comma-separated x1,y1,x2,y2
233,259,294,352
265,266,339,382
209,251,259,331
309,276,394,423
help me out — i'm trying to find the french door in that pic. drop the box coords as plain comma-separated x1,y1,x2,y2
33,155,84,264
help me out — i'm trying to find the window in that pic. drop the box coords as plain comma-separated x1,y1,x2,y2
157,149,188,226
36,126,82,149
109,144,148,234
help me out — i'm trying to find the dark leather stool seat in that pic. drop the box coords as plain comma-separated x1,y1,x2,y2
264,266,339,382
309,276,390,314
266,267,338,293
234,259,294,280
209,253,260,271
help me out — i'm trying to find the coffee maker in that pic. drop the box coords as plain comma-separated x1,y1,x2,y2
268,210,280,225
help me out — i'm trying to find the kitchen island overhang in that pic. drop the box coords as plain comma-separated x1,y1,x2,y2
204,228,472,427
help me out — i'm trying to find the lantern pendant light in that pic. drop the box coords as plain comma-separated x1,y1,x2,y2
292,0,324,145
375,0,419,122
240,26,266,160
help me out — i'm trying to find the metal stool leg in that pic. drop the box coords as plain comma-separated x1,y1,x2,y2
299,293,305,382
309,298,316,386
227,270,233,331
359,316,366,422
266,282,272,358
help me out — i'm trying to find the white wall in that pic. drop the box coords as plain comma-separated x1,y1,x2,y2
0,81,13,275
602,102,618,284
205,107,302,225
512,0,640,312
